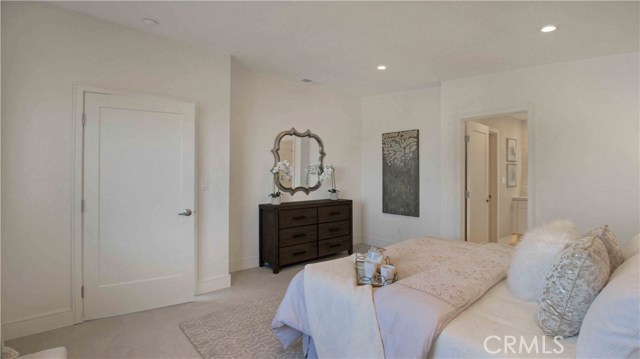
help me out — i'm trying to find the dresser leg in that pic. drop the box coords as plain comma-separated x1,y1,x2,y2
348,248,353,255
273,266,280,274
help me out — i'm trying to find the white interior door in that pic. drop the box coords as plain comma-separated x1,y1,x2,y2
466,121,490,244
83,93,196,320
488,131,499,243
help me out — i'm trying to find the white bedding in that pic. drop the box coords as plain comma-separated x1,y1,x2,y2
431,281,578,358
304,255,384,358
274,274,579,358
273,238,524,358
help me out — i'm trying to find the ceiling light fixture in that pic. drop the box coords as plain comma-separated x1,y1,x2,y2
540,25,557,33
142,18,159,27
301,79,312,83
377,65,387,70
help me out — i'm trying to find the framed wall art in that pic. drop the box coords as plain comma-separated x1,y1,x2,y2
507,138,517,162
382,129,419,217
507,163,517,187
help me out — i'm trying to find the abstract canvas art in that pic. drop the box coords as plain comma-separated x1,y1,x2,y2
382,129,419,217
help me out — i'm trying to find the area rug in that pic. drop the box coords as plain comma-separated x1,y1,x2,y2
179,294,303,359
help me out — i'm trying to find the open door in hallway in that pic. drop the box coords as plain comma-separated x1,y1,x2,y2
465,121,490,244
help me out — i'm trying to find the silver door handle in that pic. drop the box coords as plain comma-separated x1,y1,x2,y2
178,209,193,216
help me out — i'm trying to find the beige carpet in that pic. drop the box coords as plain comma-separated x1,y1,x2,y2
7,248,367,358
179,294,303,359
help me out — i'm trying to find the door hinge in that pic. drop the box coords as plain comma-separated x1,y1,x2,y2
81,199,85,212
465,135,470,143
465,190,470,198
81,286,84,298
82,113,86,127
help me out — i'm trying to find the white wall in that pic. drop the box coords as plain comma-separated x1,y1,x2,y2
474,116,527,238
229,62,362,272
361,87,441,246
1,2,231,339
440,52,640,243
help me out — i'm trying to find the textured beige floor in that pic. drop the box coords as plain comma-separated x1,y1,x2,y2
7,245,368,358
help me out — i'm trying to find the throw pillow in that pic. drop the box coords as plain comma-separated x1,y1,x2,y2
584,225,625,273
537,236,610,337
507,220,580,301
576,254,640,358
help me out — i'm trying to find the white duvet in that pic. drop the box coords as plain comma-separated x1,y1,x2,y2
304,255,384,358
431,282,577,358
272,237,515,358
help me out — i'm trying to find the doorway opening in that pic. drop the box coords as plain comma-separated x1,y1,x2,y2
464,111,528,244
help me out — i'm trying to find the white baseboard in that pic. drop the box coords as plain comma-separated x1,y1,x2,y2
3,309,75,341
196,274,231,295
229,256,259,273
3,275,231,339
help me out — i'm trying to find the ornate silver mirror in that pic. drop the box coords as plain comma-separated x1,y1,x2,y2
272,128,326,194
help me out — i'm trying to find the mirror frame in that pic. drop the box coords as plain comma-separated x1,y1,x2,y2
272,128,326,195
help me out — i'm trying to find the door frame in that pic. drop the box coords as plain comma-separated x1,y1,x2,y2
488,129,499,243
72,83,198,323
458,106,535,243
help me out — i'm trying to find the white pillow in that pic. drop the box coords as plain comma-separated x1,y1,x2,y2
577,254,640,358
507,220,580,301
622,232,640,260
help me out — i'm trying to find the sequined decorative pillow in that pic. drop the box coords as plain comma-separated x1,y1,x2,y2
537,236,610,337
585,225,625,273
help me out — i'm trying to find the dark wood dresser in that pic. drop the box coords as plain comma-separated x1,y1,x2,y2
259,199,353,273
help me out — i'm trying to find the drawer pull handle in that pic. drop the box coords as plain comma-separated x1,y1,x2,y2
292,216,306,220
329,228,341,232
292,233,306,238
292,251,306,256
329,211,340,215
329,244,341,248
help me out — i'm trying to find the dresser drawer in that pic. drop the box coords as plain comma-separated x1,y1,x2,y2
279,208,318,228
279,242,318,266
279,225,317,247
260,199,352,273
318,236,351,257
318,205,350,223
318,220,350,239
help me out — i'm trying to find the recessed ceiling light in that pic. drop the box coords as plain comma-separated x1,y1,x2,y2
142,18,159,27
301,79,312,83
540,25,557,33
377,65,387,70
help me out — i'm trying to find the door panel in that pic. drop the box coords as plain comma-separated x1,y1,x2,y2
488,132,498,242
83,93,195,320
466,122,490,244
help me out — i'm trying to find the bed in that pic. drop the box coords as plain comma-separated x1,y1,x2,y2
431,281,577,358
272,237,579,358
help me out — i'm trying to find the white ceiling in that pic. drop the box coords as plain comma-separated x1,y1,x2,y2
54,1,639,97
